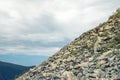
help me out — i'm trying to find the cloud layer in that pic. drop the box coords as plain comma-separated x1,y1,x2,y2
0,0,120,56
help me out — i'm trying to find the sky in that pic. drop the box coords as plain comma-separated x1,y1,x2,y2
0,0,120,66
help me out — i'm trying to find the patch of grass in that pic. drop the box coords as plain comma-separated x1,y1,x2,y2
114,36,120,44
109,8,120,20
70,49,80,55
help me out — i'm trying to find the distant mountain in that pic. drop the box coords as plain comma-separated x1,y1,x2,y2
0,61,32,80
16,8,120,80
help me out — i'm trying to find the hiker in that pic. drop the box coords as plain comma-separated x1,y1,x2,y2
95,27,100,33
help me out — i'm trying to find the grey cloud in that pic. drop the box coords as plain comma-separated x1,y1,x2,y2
0,0,120,55
23,14,62,34
0,10,10,18
0,38,70,48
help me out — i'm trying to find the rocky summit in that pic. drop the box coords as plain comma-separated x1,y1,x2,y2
16,9,120,80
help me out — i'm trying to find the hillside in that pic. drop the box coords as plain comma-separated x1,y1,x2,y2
0,61,31,80
16,8,120,80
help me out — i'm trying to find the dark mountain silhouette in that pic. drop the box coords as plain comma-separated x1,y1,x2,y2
0,61,32,80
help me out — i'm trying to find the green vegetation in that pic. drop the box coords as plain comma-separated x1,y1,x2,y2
109,8,120,19
114,36,120,44
115,8,120,18
70,49,80,55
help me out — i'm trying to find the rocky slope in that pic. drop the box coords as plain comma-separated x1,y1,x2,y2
16,8,120,80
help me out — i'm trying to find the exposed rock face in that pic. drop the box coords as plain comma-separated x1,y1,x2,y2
16,9,120,80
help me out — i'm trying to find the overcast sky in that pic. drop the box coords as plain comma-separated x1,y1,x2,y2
0,0,120,56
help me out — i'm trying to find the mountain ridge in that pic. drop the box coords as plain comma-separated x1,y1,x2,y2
0,61,32,80
16,8,120,80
